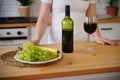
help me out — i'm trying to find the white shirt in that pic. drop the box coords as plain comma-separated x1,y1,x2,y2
41,0,96,44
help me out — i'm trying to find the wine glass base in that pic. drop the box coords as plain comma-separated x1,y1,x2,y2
85,47,95,53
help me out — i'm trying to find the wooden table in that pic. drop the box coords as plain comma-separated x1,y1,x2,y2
0,40,120,80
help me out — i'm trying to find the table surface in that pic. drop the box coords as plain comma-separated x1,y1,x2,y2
0,40,120,80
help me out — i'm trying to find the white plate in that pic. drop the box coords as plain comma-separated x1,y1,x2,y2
14,53,62,64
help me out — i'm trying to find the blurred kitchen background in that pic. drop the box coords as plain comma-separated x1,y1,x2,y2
0,0,40,17
0,0,120,46
0,0,119,17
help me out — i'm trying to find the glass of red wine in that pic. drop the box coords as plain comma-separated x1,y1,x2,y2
84,16,97,52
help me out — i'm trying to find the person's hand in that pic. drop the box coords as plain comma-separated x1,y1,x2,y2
95,37,118,46
18,40,40,50
30,40,40,46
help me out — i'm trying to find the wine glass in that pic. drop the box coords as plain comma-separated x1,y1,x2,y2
84,16,97,52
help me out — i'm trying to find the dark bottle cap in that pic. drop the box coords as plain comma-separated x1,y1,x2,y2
65,5,70,16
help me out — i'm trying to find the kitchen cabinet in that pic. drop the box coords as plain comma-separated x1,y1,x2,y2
91,23,120,41
0,17,37,46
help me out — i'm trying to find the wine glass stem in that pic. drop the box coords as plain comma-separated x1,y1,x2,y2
88,34,90,42
88,34,91,48
87,34,95,52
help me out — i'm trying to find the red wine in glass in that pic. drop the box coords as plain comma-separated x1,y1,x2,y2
84,17,97,52
84,23,97,34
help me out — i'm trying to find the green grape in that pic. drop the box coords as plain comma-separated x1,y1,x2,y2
39,56,44,61
18,42,58,62
38,52,43,56
18,54,24,60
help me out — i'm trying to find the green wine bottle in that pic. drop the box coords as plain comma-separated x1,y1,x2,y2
62,5,74,53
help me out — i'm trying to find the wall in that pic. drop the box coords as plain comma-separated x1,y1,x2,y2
96,0,107,14
0,0,41,17
0,0,113,17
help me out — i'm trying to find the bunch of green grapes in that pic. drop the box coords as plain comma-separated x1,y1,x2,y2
18,43,56,62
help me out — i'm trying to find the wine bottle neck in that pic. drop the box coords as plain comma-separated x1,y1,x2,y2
65,5,70,16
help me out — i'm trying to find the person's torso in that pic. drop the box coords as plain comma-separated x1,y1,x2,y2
49,0,90,44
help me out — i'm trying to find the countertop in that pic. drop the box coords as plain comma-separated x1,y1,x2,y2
0,16,120,28
0,23,36,28
0,17,37,28
97,16,120,23
0,40,120,80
